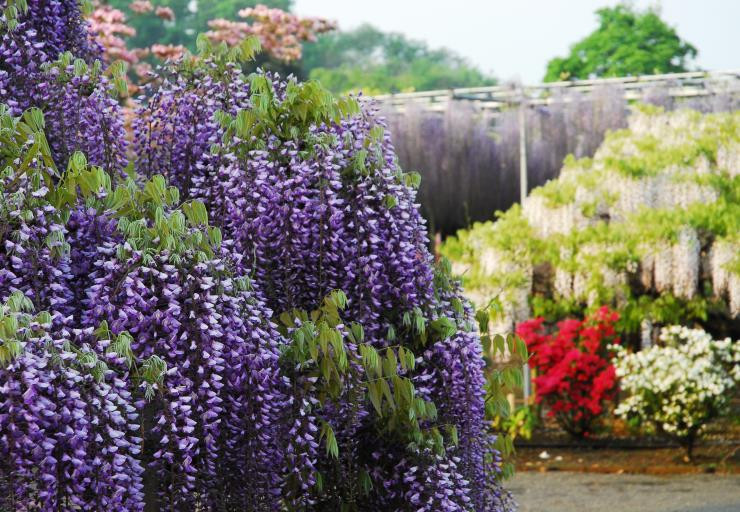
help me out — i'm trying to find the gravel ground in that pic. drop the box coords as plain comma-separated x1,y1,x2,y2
507,472,740,512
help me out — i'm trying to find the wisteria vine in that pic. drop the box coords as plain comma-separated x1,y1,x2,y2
0,2,514,510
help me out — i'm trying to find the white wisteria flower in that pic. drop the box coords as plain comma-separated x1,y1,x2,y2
614,325,739,458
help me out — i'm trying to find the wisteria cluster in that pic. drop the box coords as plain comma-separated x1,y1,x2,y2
0,2,513,510
134,54,511,509
0,0,128,175
0,293,145,510
0,0,101,114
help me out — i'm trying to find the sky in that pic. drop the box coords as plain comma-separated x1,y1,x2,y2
293,0,740,83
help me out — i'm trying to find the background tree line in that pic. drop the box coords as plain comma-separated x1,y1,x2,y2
106,1,699,93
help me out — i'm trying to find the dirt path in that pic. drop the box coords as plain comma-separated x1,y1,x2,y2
507,472,740,512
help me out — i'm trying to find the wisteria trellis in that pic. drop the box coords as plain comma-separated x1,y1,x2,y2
0,1,513,510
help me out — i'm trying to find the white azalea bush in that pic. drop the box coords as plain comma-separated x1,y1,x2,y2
614,326,739,458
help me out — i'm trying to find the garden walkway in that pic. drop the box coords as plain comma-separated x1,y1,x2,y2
508,472,740,512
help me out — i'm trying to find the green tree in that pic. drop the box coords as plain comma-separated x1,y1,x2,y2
544,4,697,82
302,24,495,94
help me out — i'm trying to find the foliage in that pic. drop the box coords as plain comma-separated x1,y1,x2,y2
544,4,697,81
516,307,620,437
491,406,537,444
0,3,514,510
302,24,495,94
614,325,739,458
476,301,530,480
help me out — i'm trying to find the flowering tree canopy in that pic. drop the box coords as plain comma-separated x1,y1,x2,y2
205,4,335,62
0,1,512,510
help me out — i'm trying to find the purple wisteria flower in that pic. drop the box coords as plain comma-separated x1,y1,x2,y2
0,0,101,115
0,295,145,511
82,223,288,509
1,1,514,509
137,64,514,510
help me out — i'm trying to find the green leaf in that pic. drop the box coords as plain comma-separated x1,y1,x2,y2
515,336,529,359
238,36,261,61
506,333,516,354
350,322,364,343
482,334,492,355
22,108,44,131
367,380,383,416
196,33,212,54
383,194,398,209
359,469,373,495
425,400,438,421
380,378,395,409
475,309,490,333
405,171,422,189
325,424,339,459
384,347,398,376
386,324,396,342
308,336,319,361
494,334,506,356
430,316,456,339
447,425,459,446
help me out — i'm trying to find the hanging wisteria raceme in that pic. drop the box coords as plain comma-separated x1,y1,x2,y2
426,277,510,511
0,0,129,174
78,176,289,510
0,293,145,511
0,0,101,115
137,52,512,509
0,106,74,327
133,61,249,204
32,58,130,175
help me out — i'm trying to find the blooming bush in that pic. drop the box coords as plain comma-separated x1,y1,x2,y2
0,2,513,510
614,325,740,458
516,307,620,437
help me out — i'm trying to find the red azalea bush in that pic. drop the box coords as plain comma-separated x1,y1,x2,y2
516,307,620,437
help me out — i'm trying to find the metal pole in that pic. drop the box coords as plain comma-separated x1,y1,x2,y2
518,88,531,404
518,90,528,204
